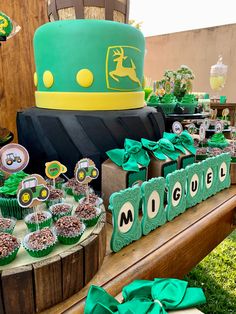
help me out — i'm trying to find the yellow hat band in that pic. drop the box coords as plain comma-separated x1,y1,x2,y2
35,91,145,110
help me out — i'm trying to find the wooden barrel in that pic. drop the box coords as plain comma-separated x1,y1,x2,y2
47,0,130,23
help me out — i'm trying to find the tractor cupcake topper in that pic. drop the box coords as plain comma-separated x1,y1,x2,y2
75,158,99,185
0,143,29,174
17,174,49,208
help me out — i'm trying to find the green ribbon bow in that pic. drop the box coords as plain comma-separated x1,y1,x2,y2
84,278,206,314
141,138,180,161
163,131,196,155
0,171,28,196
106,139,150,172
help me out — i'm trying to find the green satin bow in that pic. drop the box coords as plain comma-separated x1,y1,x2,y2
163,131,196,155
106,139,150,172
0,171,28,196
84,278,206,314
141,138,180,161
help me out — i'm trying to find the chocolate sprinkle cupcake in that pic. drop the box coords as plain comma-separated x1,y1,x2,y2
0,233,20,265
24,228,56,258
55,216,85,244
49,203,72,221
75,203,101,227
24,211,52,232
0,217,16,234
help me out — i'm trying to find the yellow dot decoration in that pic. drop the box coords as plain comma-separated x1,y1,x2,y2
34,72,38,87
76,69,94,88
43,71,54,88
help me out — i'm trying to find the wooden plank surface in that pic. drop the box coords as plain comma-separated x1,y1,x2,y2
1,265,34,314
0,0,48,138
40,186,236,314
80,235,99,285
0,272,5,314
34,255,62,312
92,214,106,267
60,245,84,300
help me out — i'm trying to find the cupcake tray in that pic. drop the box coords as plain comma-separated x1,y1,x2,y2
0,201,106,314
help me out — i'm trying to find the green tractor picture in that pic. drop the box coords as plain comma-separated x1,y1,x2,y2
5,153,22,165
76,159,99,183
18,177,49,207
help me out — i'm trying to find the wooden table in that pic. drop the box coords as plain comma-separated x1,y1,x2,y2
210,102,236,126
42,186,236,314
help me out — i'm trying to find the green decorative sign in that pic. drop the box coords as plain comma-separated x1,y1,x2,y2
109,186,142,252
141,177,166,235
202,157,217,200
166,169,187,221
185,162,203,209
215,153,231,192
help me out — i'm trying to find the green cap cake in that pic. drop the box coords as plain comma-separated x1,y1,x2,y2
33,20,145,110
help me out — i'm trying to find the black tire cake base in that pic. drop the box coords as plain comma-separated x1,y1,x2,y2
17,107,165,189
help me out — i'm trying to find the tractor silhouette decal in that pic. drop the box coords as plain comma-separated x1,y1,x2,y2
75,158,99,184
5,153,22,165
18,176,49,208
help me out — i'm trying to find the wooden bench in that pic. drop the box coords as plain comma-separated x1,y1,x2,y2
41,186,236,314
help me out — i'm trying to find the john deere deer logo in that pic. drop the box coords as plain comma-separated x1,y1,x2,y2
106,45,142,91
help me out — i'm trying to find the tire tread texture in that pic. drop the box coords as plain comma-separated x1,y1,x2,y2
17,107,165,189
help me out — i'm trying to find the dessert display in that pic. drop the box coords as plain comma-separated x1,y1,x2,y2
0,233,20,266
0,217,16,234
75,202,101,227
24,211,52,231
55,216,85,244
49,203,73,222
23,227,57,257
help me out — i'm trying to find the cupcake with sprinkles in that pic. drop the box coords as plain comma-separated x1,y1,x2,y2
0,217,16,234
0,232,21,265
55,216,85,244
75,202,101,227
23,227,56,258
24,211,52,232
49,203,73,222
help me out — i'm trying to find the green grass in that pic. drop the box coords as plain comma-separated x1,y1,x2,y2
185,230,236,314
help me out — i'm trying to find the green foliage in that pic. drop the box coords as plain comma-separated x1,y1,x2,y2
185,230,236,314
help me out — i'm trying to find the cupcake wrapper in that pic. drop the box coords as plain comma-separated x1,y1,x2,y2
57,223,85,245
73,193,85,202
0,197,33,220
0,245,20,266
23,232,57,258
49,203,73,222
25,217,52,232
62,185,74,196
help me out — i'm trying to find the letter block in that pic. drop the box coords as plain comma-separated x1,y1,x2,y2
109,186,142,252
165,169,187,221
202,157,218,200
186,162,203,209
141,177,166,235
215,153,231,192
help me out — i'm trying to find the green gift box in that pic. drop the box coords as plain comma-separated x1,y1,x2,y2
102,139,150,210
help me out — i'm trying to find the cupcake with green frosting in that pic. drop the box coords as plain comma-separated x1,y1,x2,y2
178,94,197,114
0,233,21,266
0,171,32,220
158,93,177,114
207,133,229,149
147,94,160,107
